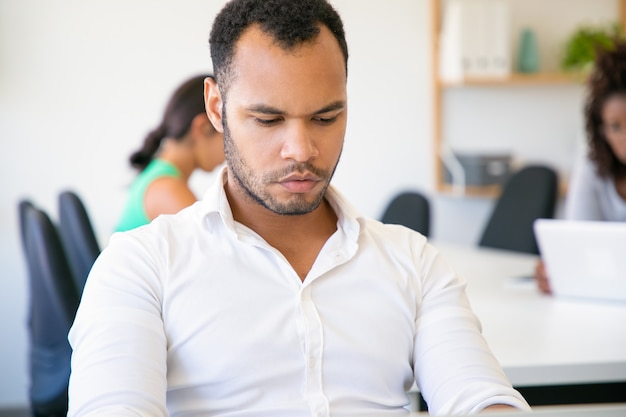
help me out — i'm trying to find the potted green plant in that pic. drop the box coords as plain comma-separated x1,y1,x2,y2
561,22,624,73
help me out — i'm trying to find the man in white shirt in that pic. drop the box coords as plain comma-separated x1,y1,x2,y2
68,0,531,415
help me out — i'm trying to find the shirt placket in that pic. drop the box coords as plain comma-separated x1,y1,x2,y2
299,284,329,417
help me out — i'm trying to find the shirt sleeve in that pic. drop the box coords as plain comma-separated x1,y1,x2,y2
412,243,531,415
564,155,604,221
68,230,168,417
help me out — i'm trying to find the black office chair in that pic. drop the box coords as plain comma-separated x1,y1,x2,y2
58,190,100,294
381,191,431,237
478,165,559,254
18,201,80,417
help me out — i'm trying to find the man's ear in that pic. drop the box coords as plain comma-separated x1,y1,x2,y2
204,77,224,133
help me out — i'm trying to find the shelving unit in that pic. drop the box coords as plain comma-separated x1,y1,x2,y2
429,0,626,197
441,72,587,88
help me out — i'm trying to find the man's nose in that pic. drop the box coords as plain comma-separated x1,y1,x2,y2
280,121,319,162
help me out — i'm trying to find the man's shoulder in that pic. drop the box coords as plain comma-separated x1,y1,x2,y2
112,201,211,244
360,216,429,246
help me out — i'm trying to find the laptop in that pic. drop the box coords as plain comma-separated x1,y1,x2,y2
533,218,626,303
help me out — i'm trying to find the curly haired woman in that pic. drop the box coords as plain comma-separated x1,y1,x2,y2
536,40,626,293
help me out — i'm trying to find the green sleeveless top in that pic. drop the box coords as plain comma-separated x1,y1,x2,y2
115,159,181,232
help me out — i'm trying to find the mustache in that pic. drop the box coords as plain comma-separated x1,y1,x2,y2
267,162,329,181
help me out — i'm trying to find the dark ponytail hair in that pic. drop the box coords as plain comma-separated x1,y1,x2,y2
129,74,214,171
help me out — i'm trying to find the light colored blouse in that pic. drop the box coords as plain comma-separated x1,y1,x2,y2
565,155,626,221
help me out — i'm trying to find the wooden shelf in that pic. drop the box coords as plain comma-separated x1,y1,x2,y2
440,71,588,87
429,0,626,199
436,179,569,199
436,183,502,198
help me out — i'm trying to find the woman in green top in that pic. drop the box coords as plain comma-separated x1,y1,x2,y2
116,74,224,232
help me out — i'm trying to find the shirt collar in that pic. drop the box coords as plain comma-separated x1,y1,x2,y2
198,166,362,242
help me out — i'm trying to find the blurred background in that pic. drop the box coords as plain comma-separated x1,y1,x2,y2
0,0,620,408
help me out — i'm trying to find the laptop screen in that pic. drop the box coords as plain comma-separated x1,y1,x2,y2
533,219,626,303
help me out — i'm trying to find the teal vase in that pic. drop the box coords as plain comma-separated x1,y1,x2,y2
518,28,540,73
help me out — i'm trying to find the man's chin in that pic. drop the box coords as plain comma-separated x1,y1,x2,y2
265,195,325,216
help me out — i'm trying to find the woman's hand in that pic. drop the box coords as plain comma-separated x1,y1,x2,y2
534,260,552,294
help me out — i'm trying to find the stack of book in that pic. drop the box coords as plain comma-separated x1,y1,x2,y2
438,0,512,82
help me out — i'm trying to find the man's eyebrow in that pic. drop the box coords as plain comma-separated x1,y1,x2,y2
246,104,283,115
246,100,346,116
315,101,346,114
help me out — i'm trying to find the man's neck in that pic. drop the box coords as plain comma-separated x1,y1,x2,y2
226,183,337,239
224,178,338,281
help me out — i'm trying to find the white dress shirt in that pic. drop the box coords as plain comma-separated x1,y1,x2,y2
68,168,530,417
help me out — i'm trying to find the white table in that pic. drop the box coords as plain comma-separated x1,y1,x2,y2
434,242,626,387
410,403,626,416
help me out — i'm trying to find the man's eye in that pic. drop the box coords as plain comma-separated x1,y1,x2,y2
256,118,281,126
314,116,338,125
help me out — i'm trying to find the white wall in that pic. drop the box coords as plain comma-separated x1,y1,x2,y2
0,0,613,407
0,0,432,406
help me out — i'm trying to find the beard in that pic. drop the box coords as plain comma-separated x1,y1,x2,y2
222,115,341,216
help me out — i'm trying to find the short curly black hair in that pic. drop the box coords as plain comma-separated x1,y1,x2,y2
209,0,348,97
585,40,626,178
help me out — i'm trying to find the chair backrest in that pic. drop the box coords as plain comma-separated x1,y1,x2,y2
478,165,559,254
58,190,100,294
18,202,79,416
18,199,34,251
381,191,431,237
